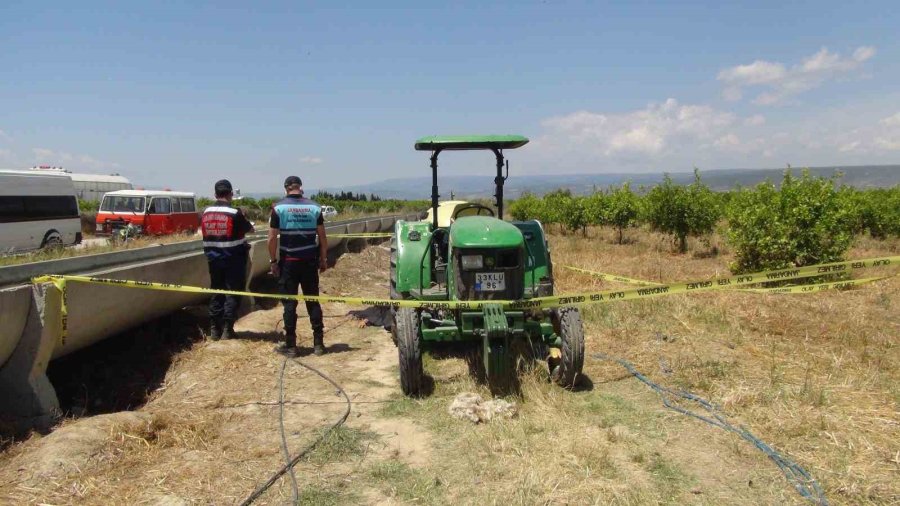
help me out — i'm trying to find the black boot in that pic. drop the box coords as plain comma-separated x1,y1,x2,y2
209,319,223,341
222,321,236,340
275,331,299,357
313,332,325,356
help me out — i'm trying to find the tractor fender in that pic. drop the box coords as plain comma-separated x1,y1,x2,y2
512,220,553,293
393,220,434,295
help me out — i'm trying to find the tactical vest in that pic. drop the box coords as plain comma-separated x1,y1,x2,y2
273,196,322,260
201,203,248,259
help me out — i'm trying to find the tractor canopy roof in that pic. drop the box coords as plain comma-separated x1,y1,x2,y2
414,135,529,151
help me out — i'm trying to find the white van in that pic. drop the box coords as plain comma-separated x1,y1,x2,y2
0,170,82,254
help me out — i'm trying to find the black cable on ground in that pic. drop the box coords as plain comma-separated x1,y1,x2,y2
239,357,352,506
592,353,828,506
278,357,300,504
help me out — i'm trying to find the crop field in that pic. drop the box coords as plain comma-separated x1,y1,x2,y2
0,222,896,505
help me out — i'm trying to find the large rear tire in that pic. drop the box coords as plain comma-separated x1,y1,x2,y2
551,307,584,388
396,307,423,397
42,231,63,250
389,234,400,344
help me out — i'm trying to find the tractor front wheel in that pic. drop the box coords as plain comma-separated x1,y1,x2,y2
551,307,584,388
396,307,423,397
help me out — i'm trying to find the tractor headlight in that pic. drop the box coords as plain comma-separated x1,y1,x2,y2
461,254,483,270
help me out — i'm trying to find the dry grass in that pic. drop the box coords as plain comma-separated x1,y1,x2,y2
0,227,896,505
550,225,899,504
369,226,898,504
0,232,201,267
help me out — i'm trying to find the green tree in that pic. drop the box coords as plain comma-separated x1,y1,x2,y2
644,170,720,252
541,189,574,232
583,191,607,228
509,193,543,221
726,170,856,273
562,196,590,236
77,198,99,213
603,183,641,244
840,186,900,238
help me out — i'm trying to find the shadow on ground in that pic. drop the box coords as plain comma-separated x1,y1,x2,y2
46,306,207,418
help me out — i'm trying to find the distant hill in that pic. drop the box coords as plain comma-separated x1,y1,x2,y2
320,165,900,200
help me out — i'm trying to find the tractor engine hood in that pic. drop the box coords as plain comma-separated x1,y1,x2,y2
449,216,524,249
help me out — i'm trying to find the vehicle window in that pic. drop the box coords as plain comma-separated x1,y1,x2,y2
149,197,171,214
180,198,196,212
11,196,79,220
0,196,78,222
454,205,494,219
171,198,182,213
101,196,146,212
0,196,26,223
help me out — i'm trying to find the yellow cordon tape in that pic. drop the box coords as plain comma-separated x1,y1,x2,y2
562,264,896,293
32,255,898,344
562,265,662,286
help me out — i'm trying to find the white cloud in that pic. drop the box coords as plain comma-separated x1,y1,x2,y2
532,92,900,172
880,112,900,127
0,130,11,142
839,141,861,152
717,46,876,105
873,137,900,150
31,147,119,170
853,46,876,62
744,114,766,126
299,156,323,164
539,98,735,157
722,86,743,102
713,133,741,150
32,147,55,159
718,60,787,85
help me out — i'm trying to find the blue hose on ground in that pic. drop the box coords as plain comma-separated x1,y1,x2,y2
592,353,828,505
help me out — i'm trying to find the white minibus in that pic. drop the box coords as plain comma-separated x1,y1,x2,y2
0,170,82,254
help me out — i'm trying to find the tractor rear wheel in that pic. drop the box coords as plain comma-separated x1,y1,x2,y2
396,307,423,397
389,234,400,344
551,307,584,388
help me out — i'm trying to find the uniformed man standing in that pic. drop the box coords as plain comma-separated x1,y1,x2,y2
201,179,254,340
268,176,328,357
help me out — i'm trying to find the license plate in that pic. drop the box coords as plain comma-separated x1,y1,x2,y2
96,223,103,232
475,272,505,292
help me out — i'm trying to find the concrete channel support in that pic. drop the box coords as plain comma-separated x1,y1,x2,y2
0,214,419,430
0,284,62,431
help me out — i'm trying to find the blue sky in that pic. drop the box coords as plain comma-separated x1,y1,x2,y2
1,1,898,195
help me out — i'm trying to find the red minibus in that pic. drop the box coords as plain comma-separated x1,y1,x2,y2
96,190,200,236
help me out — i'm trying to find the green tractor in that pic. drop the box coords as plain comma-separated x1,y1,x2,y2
390,135,584,396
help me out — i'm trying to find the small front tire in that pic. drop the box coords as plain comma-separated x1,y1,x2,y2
396,307,423,397
551,307,585,388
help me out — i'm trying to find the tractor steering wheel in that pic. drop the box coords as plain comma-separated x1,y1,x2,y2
452,203,495,221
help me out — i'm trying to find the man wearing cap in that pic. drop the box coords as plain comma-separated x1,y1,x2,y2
201,180,255,340
268,176,328,356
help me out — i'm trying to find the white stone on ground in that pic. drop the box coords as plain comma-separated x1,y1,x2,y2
448,392,518,423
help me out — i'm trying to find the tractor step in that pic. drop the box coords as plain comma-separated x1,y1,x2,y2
482,303,508,339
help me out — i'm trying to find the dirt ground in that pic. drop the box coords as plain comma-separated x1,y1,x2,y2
0,232,897,505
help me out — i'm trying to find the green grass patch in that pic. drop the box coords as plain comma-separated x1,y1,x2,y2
645,453,694,503
297,487,357,506
304,426,377,465
368,461,444,505
380,394,421,418
579,392,659,432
